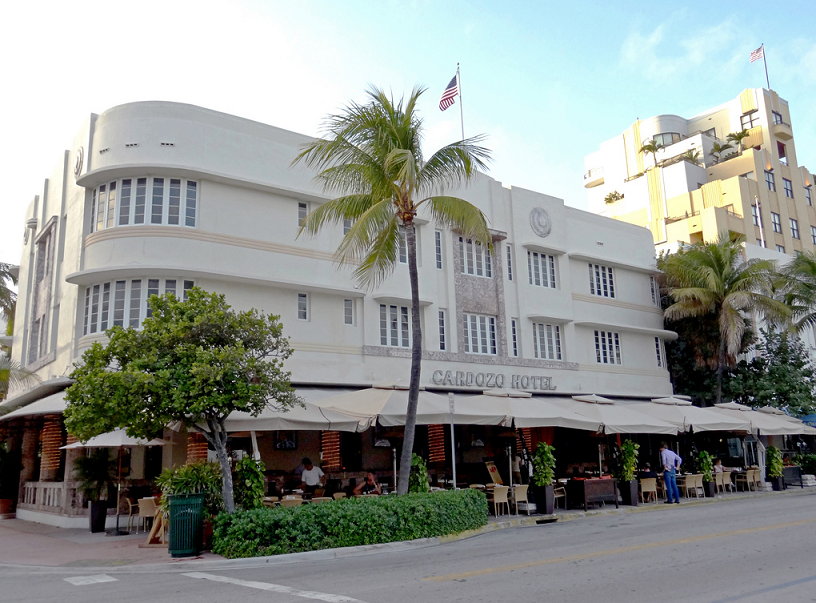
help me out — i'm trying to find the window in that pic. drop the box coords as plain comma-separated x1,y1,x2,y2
398,226,408,264
778,142,788,166
435,231,443,269
297,293,309,320
655,337,666,368
783,179,794,198
344,299,354,325
298,202,308,227
380,304,410,347
462,313,497,355
588,264,615,298
652,132,680,147
702,127,716,138
776,245,786,254
343,219,352,235
27,226,54,364
90,177,197,232
790,218,799,239
811,226,816,245
765,170,776,192
528,251,556,288
594,330,622,365
458,237,492,277
751,205,759,227
806,187,812,207
772,111,783,125
757,238,766,248
771,212,782,233
82,277,190,335
650,276,659,306
510,318,518,357
438,310,447,351
506,244,514,281
741,111,760,130
533,323,562,360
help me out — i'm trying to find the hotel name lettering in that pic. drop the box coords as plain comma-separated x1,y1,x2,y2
431,370,556,391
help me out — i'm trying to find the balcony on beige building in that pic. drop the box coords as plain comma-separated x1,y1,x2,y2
584,167,604,188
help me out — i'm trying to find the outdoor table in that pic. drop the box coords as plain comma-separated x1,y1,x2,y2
567,478,619,511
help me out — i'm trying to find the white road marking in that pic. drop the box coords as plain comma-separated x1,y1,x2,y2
183,571,367,602
64,574,118,586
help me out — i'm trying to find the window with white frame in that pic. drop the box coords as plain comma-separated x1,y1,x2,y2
588,264,615,298
510,318,519,357
771,212,782,233
650,276,659,306
805,187,812,207
438,309,447,351
783,178,794,198
765,171,776,192
344,299,354,325
772,111,783,125
435,231,443,269
90,177,197,233
297,293,309,320
594,330,622,365
777,245,786,253
528,251,556,288
790,218,799,239
462,313,497,355
655,337,666,368
751,205,759,226
380,304,410,347
458,237,492,277
83,278,193,335
506,244,514,281
532,323,562,360
398,226,408,264
811,226,816,245
741,112,760,130
298,202,308,227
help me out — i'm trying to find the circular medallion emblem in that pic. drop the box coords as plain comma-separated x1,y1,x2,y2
529,207,552,238
74,146,84,179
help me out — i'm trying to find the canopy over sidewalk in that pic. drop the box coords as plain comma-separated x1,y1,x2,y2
312,384,452,426
710,403,807,435
548,395,677,435
625,397,751,433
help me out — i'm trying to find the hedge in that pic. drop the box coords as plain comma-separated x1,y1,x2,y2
211,488,488,558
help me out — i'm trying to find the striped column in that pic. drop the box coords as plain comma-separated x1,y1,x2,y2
40,415,64,481
186,433,209,464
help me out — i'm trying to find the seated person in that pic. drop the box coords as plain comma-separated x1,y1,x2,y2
639,462,658,479
713,459,725,474
353,472,383,496
299,458,326,494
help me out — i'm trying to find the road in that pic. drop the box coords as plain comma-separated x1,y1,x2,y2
2,491,815,603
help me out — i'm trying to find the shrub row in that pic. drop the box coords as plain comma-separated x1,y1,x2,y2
212,488,488,558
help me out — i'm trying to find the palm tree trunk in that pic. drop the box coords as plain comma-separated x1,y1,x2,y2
715,336,727,405
397,222,422,495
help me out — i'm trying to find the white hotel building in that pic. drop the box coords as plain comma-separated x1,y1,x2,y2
1,102,675,523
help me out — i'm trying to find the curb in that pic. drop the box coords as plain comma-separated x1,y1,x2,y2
1,487,812,574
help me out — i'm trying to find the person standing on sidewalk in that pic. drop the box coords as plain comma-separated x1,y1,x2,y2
660,443,682,504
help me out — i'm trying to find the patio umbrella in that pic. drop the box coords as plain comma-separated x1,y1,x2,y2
757,407,816,435
550,395,677,435
222,402,370,433
627,397,751,433
710,403,803,436
60,429,165,536
312,384,452,426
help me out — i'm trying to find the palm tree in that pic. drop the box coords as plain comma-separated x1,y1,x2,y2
779,250,816,333
709,142,733,164
726,130,751,154
293,86,492,495
640,141,664,170
680,149,701,165
660,235,789,404
0,262,16,336
0,355,39,402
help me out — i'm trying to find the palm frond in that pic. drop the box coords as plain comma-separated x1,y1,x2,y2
0,355,40,397
423,196,491,244
418,136,491,193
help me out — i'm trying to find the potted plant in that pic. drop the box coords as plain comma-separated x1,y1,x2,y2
531,442,556,515
615,440,639,506
74,450,116,533
766,446,785,491
697,450,715,497
0,442,19,515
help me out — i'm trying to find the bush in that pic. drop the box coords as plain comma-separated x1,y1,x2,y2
155,460,224,518
408,453,429,493
697,451,714,482
212,488,488,558
766,446,784,479
797,453,816,476
234,457,266,510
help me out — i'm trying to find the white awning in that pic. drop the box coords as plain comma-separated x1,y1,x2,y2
312,385,452,426
548,395,677,435
454,391,603,431
710,404,805,436
622,398,751,433
0,391,67,420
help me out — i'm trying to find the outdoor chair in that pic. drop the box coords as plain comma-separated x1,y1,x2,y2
125,498,138,532
489,485,510,516
280,499,303,508
137,497,157,533
714,472,724,494
310,497,332,504
513,485,530,515
332,492,347,500
722,471,733,493
639,478,657,504
735,471,753,492
751,469,762,490
689,474,705,498
553,486,567,510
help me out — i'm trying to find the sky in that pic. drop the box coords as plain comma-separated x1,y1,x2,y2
2,0,815,267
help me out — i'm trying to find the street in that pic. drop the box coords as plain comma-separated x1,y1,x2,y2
2,491,815,603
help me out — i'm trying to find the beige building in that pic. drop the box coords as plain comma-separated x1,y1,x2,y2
584,88,814,258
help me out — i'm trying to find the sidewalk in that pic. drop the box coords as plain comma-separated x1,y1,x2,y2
0,488,811,569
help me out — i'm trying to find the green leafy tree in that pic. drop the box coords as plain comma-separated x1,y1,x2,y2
233,457,266,510
696,450,714,482
709,141,733,164
615,440,639,482
725,329,816,416
64,288,299,513
640,141,664,169
293,86,491,495
766,446,784,478
660,235,789,404
726,130,751,153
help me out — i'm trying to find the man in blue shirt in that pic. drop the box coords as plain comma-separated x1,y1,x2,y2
660,443,682,504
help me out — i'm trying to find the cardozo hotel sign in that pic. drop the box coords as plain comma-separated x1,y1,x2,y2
431,370,557,391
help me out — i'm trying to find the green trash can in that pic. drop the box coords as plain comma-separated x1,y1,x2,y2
168,493,205,558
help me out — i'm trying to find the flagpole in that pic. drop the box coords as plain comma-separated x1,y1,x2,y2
761,44,770,90
456,63,465,140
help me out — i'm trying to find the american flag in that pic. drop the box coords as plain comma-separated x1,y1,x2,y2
750,45,764,63
439,75,459,111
